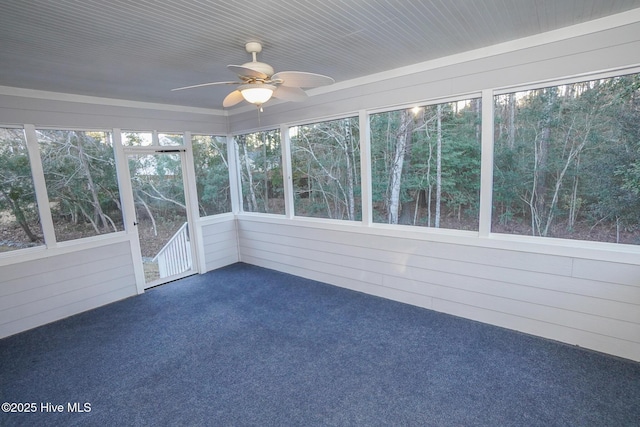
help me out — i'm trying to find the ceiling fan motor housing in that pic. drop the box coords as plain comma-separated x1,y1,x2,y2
242,61,274,77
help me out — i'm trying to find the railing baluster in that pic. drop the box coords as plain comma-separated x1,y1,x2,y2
152,222,191,278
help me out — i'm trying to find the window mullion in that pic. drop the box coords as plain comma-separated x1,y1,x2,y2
182,131,201,221
226,135,243,214
359,110,372,226
478,89,494,238
281,124,294,219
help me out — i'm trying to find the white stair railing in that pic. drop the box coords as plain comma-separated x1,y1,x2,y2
152,222,191,278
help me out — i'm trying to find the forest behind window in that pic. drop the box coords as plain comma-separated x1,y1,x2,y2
2,71,639,254
493,73,640,244
0,128,44,251
159,133,183,146
38,129,123,242
290,117,361,221
370,100,481,229
236,129,284,214
122,131,153,146
192,135,231,217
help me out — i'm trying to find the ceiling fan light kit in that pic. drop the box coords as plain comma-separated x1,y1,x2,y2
238,83,276,105
172,42,334,109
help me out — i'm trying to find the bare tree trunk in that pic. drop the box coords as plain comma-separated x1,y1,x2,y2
74,132,109,231
349,121,360,189
435,104,442,228
508,93,516,149
343,120,356,221
388,111,413,224
413,190,420,225
314,179,332,218
532,88,555,235
528,138,539,236
240,141,257,212
139,183,186,209
210,138,229,169
136,195,157,236
568,153,581,230
297,131,350,220
77,203,100,234
0,188,39,242
426,135,434,227
542,123,590,236
427,185,432,227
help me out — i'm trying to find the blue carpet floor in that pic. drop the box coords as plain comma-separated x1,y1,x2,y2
1,262,639,426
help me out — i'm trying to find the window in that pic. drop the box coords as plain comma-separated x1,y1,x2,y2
290,117,361,220
0,128,44,251
493,73,640,244
122,131,153,146
158,133,183,146
236,129,284,214
192,134,231,216
370,99,481,229
37,129,124,242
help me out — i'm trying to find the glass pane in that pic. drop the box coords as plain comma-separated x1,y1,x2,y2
159,133,183,146
122,131,153,146
0,128,44,251
236,129,284,214
38,130,124,242
290,117,361,220
492,73,640,244
192,135,231,216
370,100,481,229
129,153,191,284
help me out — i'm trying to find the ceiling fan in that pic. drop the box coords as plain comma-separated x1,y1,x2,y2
172,42,335,109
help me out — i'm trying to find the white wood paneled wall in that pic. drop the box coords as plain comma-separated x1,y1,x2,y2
0,240,138,338
237,216,640,362
198,215,239,272
0,92,227,134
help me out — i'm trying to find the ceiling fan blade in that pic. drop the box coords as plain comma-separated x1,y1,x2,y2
171,81,239,91
228,65,268,79
272,86,308,102
271,71,334,88
223,90,245,107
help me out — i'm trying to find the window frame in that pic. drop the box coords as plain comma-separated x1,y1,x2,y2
34,128,125,243
367,96,483,230
489,66,640,246
0,126,46,253
2,67,640,262
289,115,362,222
232,128,286,216
191,133,232,218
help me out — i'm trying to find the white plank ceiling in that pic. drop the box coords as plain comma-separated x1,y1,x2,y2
1,0,639,110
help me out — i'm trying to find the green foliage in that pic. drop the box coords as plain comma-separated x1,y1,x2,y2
237,130,284,214
493,73,640,242
192,135,231,216
38,130,123,239
291,117,361,220
5,72,640,249
0,128,42,244
370,99,481,228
